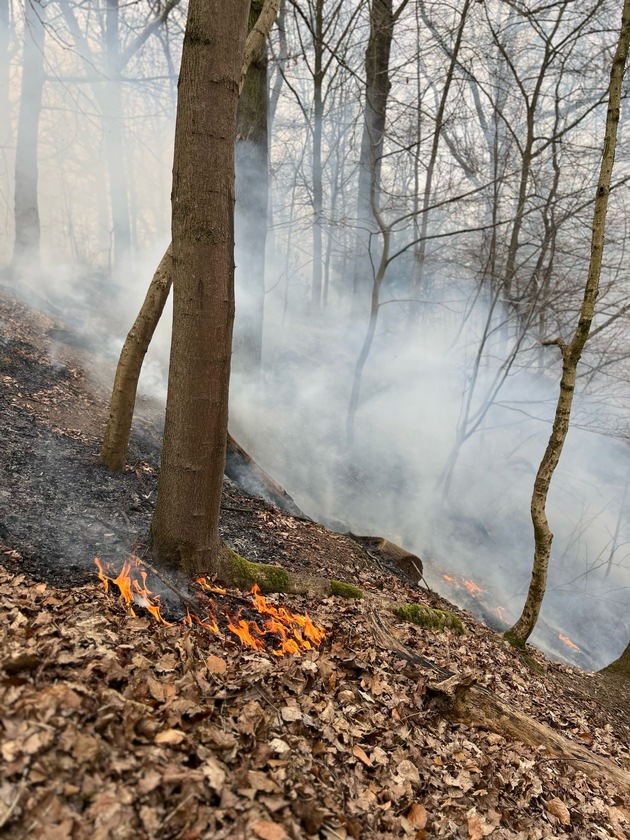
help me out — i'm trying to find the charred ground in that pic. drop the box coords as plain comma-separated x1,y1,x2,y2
1,286,630,839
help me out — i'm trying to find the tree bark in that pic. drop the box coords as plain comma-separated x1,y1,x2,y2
12,0,45,269
99,247,173,471
233,0,270,376
507,0,630,646
99,1,280,473
150,0,250,576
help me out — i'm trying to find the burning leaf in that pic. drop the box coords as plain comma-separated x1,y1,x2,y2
545,797,571,825
94,560,325,658
407,803,428,829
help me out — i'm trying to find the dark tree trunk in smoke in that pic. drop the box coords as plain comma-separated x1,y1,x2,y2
506,0,630,647
233,0,270,377
352,0,395,316
104,0,132,272
12,0,45,269
150,0,249,577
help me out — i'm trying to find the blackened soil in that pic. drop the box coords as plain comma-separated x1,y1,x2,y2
0,287,377,594
0,382,157,586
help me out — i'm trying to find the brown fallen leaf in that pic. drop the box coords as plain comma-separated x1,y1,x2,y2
467,809,483,840
352,744,373,767
251,819,287,840
407,803,428,830
545,797,571,825
206,654,227,674
154,728,186,746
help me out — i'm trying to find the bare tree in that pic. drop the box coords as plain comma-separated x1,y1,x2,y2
12,0,45,269
506,0,630,646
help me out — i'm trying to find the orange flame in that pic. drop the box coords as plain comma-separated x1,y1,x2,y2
559,633,580,652
94,558,325,656
463,579,484,594
443,574,457,583
496,606,507,623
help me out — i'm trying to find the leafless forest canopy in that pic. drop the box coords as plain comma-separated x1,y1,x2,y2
2,0,630,667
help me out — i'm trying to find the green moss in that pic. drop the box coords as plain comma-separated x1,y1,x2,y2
330,580,364,599
226,549,290,593
522,654,544,674
393,603,465,635
503,629,527,651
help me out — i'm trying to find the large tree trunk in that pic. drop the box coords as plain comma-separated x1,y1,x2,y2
12,0,45,269
506,0,630,646
233,0,270,376
99,2,279,474
150,0,250,577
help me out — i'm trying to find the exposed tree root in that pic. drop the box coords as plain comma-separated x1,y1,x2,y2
369,606,630,793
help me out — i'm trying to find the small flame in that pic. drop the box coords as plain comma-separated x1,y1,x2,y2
463,579,484,594
559,633,580,652
443,574,457,583
496,606,507,623
94,558,325,656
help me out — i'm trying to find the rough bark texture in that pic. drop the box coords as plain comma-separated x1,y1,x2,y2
12,0,45,267
99,247,172,471
150,0,250,577
507,0,630,645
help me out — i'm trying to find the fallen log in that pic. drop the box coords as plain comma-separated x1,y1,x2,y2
368,605,630,793
225,433,308,519
349,534,425,586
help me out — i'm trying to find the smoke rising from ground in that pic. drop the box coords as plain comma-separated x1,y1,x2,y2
227,259,630,671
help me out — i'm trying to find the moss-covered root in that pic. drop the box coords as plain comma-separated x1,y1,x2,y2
329,580,363,599
224,550,364,599
226,550,290,593
393,603,465,635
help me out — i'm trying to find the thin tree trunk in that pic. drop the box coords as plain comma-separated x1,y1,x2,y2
150,0,250,577
352,0,395,314
407,0,471,327
104,0,131,271
507,0,630,646
311,0,324,308
99,247,172,470
12,0,45,268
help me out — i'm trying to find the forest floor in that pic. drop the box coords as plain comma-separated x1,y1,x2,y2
1,286,630,839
